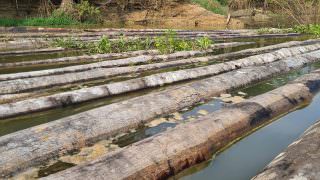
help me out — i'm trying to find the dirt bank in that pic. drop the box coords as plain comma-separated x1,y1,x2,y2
0,0,243,30
105,3,243,29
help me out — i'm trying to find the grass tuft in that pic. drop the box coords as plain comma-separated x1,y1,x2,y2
191,0,227,15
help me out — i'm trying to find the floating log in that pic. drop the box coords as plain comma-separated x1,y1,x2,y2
0,42,253,68
0,43,319,94
1,51,320,177
0,45,320,118
43,69,320,180
0,39,317,81
0,47,65,56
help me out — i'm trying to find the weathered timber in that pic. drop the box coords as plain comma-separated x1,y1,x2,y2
0,50,159,67
1,47,320,118
253,120,320,180
0,40,317,82
1,51,320,177
42,70,320,180
1,43,320,95
0,42,253,68
0,39,48,50
0,47,65,56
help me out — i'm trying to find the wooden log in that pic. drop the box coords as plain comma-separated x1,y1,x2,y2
0,43,319,94
43,70,320,180
0,46,320,118
0,47,65,56
0,42,253,68
1,51,320,177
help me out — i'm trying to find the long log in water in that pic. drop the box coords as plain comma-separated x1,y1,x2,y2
0,47,65,56
0,40,317,81
1,51,320,177
1,43,320,94
0,29,256,39
1,47,320,118
0,39,48,50
0,42,253,68
43,70,320,180
0,50,160,67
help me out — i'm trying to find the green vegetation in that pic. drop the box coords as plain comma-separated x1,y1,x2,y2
71,0,101,23
154,30,213,53
0,15,78,27
256,24,320,36
256,28,292,34
292,24,320,36
53,30,214,54
0,0,100,27
191,0,228,15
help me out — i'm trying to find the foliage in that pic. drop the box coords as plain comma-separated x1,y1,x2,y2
256,28,292,34
229,0,320,25
228,0,263,10
94,36,112,53
292,24,320,36
191,0,227,15
52,37,84,48
0,14,78,27
0,0,101,27
74,0,101,23
268,0,320,25
52,30,214,54
196,36,213,50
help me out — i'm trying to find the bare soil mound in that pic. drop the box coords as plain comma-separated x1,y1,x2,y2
102,2,244,29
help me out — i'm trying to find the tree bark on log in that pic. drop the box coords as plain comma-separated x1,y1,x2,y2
0,43,319,94
1,51,320,178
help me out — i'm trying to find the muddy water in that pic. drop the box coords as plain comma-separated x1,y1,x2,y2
175,69,320,180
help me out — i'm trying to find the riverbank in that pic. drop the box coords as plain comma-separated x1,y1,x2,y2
0,0,242,30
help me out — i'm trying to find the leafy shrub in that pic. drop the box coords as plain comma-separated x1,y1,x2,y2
52,37,83,48
52,30,214,54
94,36,112,53
74,0,101,23
0,0,101,27
293,24,320,36
196,36,213,50
191,0,227,15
